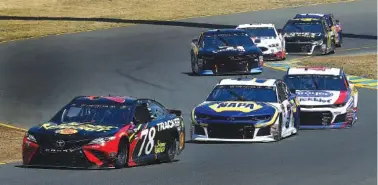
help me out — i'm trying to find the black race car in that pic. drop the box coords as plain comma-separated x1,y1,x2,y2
281,18,336,55
190,29,264,75
22,96,185,169
294,13,343,47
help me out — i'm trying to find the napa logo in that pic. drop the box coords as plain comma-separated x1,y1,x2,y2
209,101,263,113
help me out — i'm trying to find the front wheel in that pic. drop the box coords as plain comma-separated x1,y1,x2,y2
115,139,128,168
191,54,200,75
273,114,283,141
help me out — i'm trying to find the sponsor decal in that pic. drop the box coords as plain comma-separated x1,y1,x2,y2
209,102,263,113
299,97,332,103
296,90,333,97
55,128,78,135
156,118,180,132
154,140,166,154
41,122,117,132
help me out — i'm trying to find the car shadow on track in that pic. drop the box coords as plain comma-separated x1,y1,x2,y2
0,15,376,40
181,72,263,77
13,160,180,171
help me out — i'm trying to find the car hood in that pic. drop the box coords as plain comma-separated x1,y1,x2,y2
295,90,349,105
283,32,322,42
28,122,121,140
194,101,278,118
201,45,261,56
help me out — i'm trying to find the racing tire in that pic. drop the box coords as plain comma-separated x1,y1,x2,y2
336,32,343,47
191,53,201,75
273,114,283,141
160,137,177,163
115,138,128,169
295,107,301,131
329,40,336,54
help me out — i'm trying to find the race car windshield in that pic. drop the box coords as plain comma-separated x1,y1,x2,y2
206,85,278,103
203,33,255,48
283,22,323,33
243,27,277,38
284,75,347,91
50,103,133,127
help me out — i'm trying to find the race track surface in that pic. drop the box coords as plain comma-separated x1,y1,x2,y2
0,0,376,184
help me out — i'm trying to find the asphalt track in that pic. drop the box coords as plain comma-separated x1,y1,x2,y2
0,0,377,184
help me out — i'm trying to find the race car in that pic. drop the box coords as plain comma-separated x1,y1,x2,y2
283,67,358,129
22,96,185,169
190,77,300,142
294,13,343,47
190,29,264,75
281,18,336,55
236,23,286,61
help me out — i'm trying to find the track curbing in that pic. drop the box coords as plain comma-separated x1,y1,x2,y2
0,123,27,132
264,54,378,90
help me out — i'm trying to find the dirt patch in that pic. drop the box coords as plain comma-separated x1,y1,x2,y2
296,54,377,79
0,126,25,163
1,0,349,41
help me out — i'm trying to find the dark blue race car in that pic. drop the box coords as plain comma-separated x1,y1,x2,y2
190,29,264,75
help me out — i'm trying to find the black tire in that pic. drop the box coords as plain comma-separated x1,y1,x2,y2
115,138,128,169
273,114,283,141
190,53,200,75
294,107,300,131
160,137,177,163
329,40,336,54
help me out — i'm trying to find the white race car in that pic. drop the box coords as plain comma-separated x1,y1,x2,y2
236,23,286,61
190,77,299,142
284,67,358,129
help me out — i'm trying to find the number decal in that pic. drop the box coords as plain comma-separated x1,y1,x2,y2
138,127,156,157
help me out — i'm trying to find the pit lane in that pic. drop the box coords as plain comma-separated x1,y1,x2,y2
0,0,376,184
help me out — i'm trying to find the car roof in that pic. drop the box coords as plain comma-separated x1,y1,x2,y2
286,67,342,76
295,13,329,18
236,23,276,29
73,95,138,104
204,29,247,35
218,77,278,87
290,18,323,22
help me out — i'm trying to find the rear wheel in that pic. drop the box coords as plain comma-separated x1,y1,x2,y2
160,137,177,163
115,139,128,168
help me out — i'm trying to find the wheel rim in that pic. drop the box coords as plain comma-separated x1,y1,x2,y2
191,57,199,73
118,144,127,164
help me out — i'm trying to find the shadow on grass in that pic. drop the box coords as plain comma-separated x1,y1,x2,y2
0,15,376,40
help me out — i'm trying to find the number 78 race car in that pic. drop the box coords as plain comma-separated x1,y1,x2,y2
191,77,300,142
284,67,358,129
22,96,185,169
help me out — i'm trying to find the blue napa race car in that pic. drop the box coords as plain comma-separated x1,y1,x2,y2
190,29,264,75
284,67,358,129
190,77,300,142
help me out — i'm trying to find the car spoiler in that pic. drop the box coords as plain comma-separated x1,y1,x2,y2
167,109,182,117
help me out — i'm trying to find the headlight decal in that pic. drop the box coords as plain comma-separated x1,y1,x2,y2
88,136,116,145
25,133,37,143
